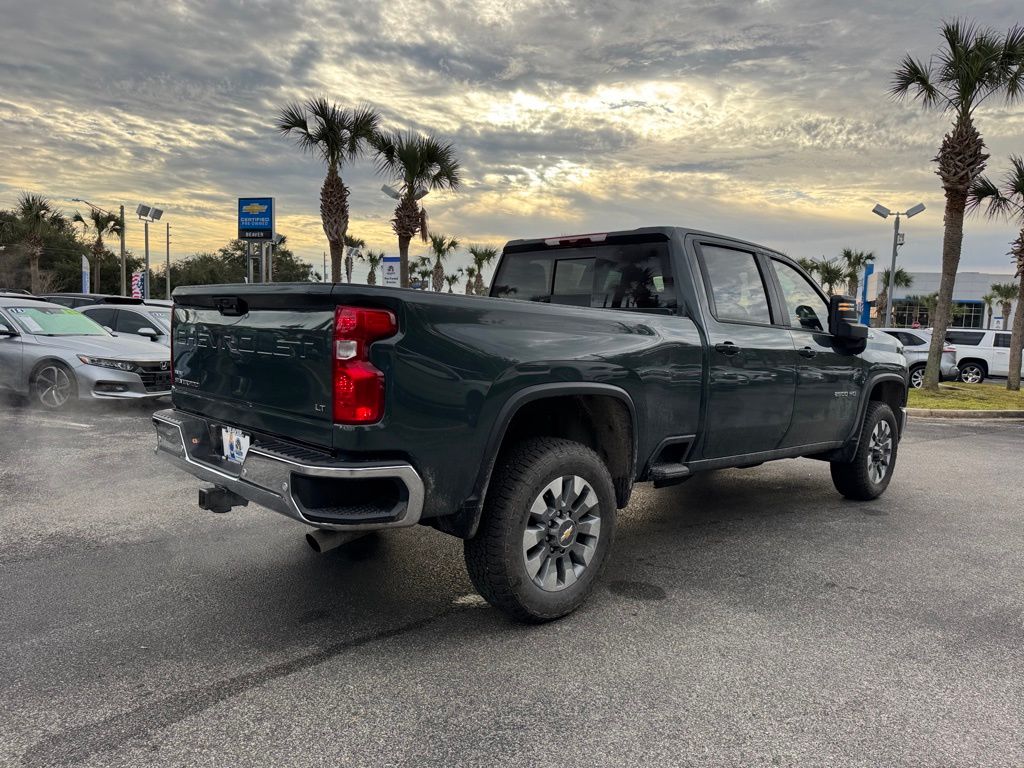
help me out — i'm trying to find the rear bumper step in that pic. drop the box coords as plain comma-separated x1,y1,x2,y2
152,409,424,531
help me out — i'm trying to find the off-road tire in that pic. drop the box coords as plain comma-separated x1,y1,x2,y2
830,401,899,501
464,437,617,623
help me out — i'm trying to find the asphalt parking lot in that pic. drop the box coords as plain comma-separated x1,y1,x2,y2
1,402,1022,767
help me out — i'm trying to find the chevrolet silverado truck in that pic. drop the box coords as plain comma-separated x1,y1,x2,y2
153,226,908,622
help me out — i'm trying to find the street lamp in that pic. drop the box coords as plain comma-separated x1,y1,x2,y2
136,204,163,300
71,197,127,296
872,201,925,325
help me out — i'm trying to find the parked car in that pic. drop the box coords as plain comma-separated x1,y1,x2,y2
37,292,118,308
943,329,1024,383
878,328,959,388
80,302,172,347
0,297,171,409
153,226,908,622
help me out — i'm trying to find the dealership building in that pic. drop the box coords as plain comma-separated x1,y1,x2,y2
887,271,1020,329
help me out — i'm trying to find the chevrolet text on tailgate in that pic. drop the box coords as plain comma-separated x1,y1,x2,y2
155,226,908,622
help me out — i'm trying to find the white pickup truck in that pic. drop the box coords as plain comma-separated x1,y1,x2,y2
946,329,1023,383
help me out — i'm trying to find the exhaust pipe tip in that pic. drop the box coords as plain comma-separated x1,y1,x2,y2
305,528,365,554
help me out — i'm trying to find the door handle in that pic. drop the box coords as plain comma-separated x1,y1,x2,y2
714,342,741,356
798,346,817,358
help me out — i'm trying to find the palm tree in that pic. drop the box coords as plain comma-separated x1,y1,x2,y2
813,257,846,297
875,267,914,325
796,257,819,276
13,193,61,293
373,131,462,287
444,269,463,294
275,98,380,283
839,248,874,297
981,292,997,328
468,245,498,296
416,265,432,290
890,20,1024,388
343,234,365,283
969,155,1024,389
989,282,1017,331
73,208,122,293
357,249,385,286
428,234,459,292
464,266,478,295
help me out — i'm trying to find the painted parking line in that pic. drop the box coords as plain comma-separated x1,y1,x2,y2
0,414,94,431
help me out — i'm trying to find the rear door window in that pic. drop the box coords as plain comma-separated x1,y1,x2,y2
994,333,1011,348
84,307,117,328
698,245,772,324
946,331,984,346
115,309,155,334
492,239,677,314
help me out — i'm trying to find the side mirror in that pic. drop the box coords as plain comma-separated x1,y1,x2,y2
829,295,868,350
0,324,18,338
137,327,161,340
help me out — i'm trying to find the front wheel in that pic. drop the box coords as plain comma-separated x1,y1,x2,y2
830,401,899,501
31,363,77,410
464,437,617,623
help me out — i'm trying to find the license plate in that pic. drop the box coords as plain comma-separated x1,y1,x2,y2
222,427,250,464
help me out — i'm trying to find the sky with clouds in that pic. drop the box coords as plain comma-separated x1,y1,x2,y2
1,0,1022,285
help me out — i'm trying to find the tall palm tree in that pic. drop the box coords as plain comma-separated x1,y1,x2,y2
428,234,459,292
73,208,122,293
468,245,498,296
969,155,1024,389
444,269,463,294
796,257,819,276
13,193,61,294
980,292,996,328
813,257,846,297
464,266,478,295
839,248,874,297
373,131,462,287
890,20,1024,388
357,249,385,285
343,234,365,283
875,267,914,326
275,98,380,283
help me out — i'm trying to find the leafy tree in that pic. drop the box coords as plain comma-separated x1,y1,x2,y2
428,234,459,292
969,156,1024,389
373,131,462,287
275,98,380,283
813,257,847,296
989,282,1018,331
839,248,874,297
890,20,1024,389
170,238,313,288
11,194,64,293
357,249,385,285
875,267,914,325
73,208,122,293
468,245,498,296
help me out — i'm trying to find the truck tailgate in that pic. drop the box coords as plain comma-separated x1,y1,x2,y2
171,285,336,449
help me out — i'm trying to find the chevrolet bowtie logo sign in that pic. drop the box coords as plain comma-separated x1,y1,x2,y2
242,203,268,215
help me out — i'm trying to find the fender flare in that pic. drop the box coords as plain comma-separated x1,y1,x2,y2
454,382,638,539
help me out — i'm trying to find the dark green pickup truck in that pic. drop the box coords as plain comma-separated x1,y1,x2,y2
154,226,908,621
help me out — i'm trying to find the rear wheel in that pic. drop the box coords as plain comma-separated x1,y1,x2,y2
830,401,899,501
464,437,617,623
958,362,985,384
31,363,77,410
908,365,925,389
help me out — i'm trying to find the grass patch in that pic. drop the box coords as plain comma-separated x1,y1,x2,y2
908,382,1024,410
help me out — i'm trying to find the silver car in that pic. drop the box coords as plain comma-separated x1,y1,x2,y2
0,296,171,409
879,327,959,388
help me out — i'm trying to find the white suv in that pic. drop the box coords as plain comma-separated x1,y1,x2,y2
879,328,959,388
945,329,1023,383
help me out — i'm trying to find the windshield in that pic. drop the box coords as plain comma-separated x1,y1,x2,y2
147,310,171,331
8,306,109,336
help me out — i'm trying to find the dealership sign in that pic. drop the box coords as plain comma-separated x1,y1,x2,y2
238,197,275,240
382,255,400,287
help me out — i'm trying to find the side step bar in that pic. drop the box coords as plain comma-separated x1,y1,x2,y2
649,462,691,488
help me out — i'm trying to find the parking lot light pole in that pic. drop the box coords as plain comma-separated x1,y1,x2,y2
71,198,128,295
136,204,164,300
872,202,925,325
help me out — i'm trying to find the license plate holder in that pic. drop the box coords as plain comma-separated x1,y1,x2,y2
221,426,251,464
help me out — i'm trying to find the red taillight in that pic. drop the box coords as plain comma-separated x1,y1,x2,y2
333,306,397,424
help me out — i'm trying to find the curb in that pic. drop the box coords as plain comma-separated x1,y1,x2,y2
907,408,1024,419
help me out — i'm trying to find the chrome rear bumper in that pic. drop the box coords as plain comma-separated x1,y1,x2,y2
152,409,424,531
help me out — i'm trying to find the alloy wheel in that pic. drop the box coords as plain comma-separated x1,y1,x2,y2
35,365,73,408
909,368,924,388
867,420,893,485
522,475,601,592
960,366,982,384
